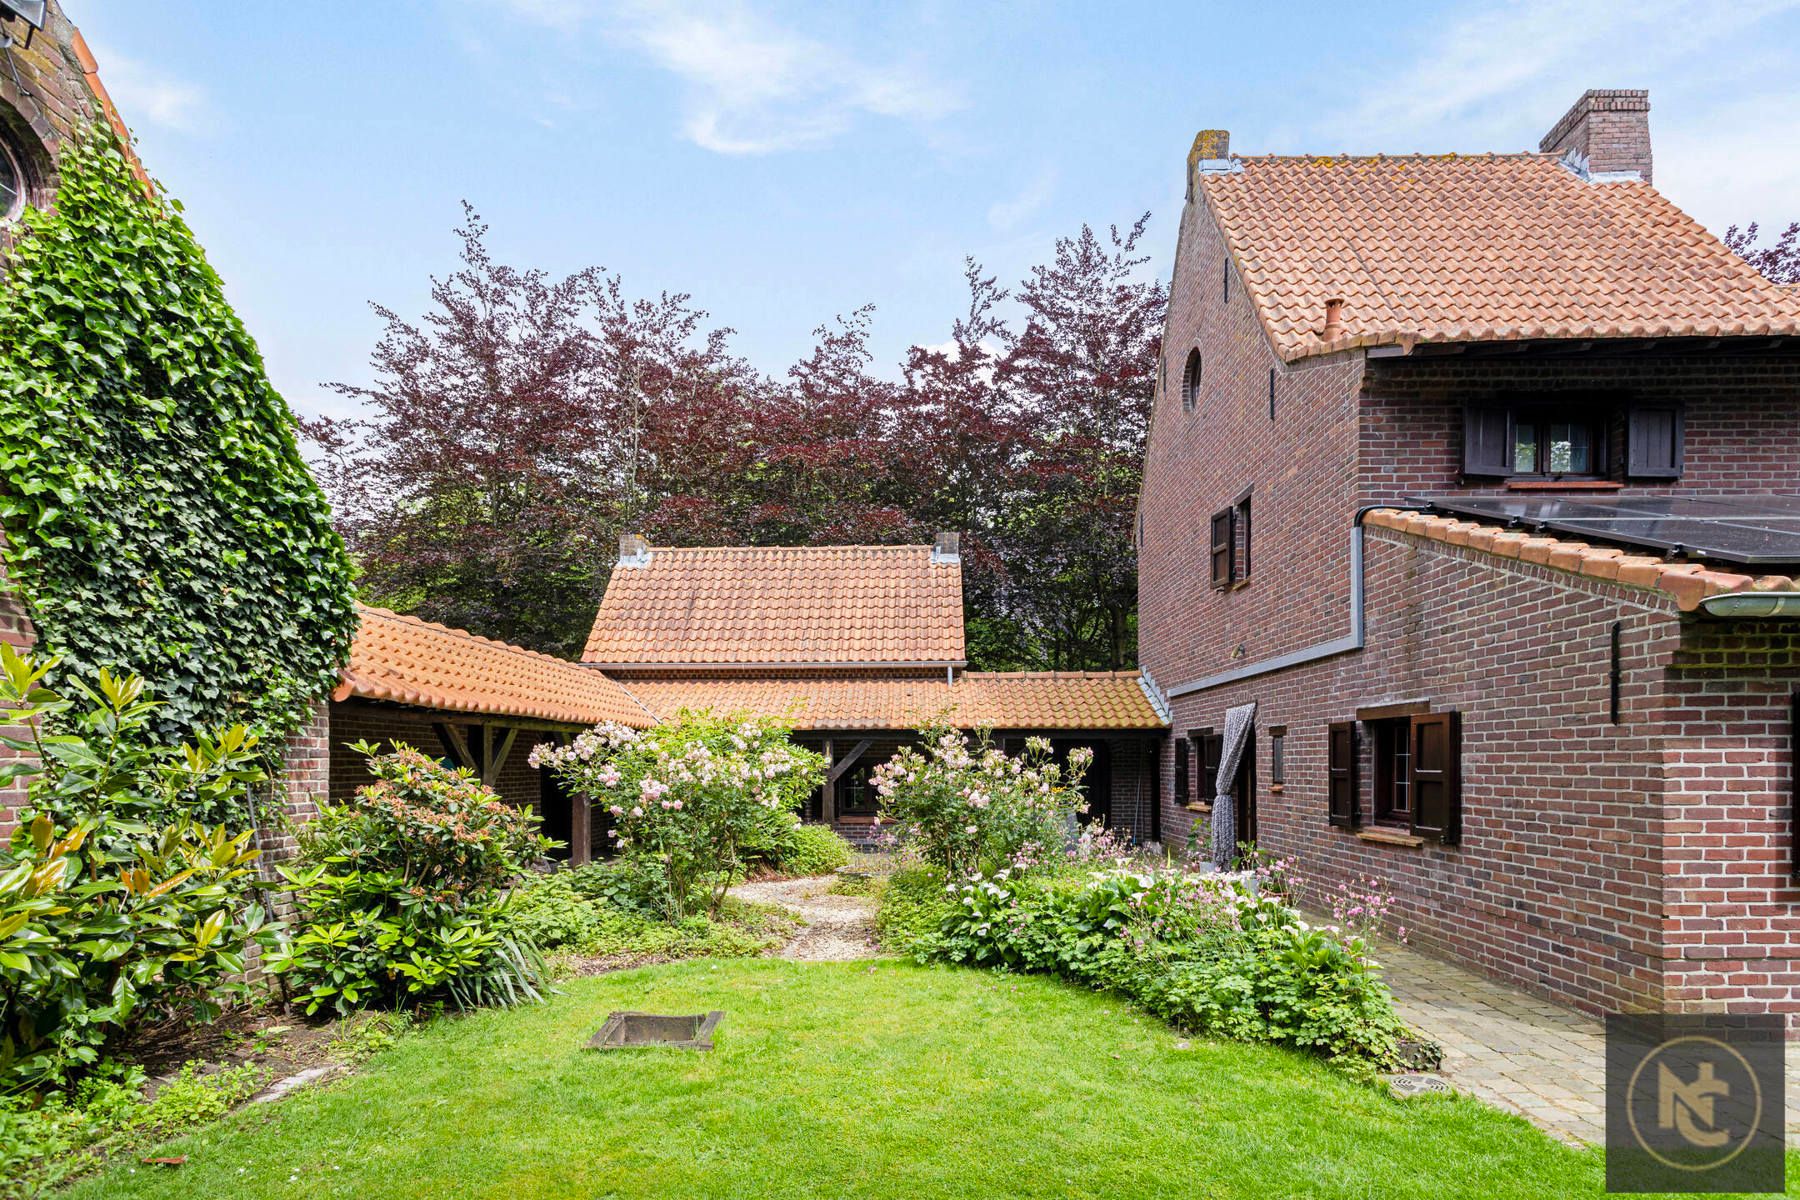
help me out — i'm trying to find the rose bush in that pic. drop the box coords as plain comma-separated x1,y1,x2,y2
532,712,824,919
870,728,1090,876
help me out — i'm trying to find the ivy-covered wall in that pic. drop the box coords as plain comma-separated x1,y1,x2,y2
0,131,357,741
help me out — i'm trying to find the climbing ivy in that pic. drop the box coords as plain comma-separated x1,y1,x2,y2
0,130,356,742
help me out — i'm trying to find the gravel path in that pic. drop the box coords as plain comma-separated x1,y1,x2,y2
729,875,879,962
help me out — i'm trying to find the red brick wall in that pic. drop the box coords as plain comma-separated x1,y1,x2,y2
1139,183,1364,691
1158,526,1682,1015
326,699,555,813
1361,354,1800,499
1662,622,1800,1018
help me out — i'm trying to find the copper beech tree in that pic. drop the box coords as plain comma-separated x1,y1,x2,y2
308,207,1165,670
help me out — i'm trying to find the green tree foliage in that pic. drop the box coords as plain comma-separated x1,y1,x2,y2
0,132,356,742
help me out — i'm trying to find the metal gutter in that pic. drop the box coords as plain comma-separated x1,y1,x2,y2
1697,592,1800,619
1163,504,1400,699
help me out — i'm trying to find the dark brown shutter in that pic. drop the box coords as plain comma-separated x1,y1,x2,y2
1626,405,1684,479
1238,496,1251,579
1327,721,1359,828
1210,509,1235,587
1200,731,1223,799
1463,404,1514,477
1409,711,1461,843
1174,738,1189,805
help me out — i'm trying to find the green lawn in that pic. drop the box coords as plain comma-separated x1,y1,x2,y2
64,960,1780,1200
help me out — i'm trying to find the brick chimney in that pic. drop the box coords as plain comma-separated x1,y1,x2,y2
1186,129,1231,200
931,531,961,565
1539,89,1651,182
617,533,651,567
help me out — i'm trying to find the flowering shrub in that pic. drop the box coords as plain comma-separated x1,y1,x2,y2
0,647,269,1095
533,711,824,919
870,728,1090,876
268,744,551,1016
925,864,1412,1074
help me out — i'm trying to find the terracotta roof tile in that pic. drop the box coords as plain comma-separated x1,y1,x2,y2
620,672,1167,731
337,605,653,727
584,545,965,667
1198,154,1800,363
1365,509,1792,612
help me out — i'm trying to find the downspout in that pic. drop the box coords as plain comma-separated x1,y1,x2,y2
1163,504,1399,699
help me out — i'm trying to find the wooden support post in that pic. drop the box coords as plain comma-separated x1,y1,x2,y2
434,722,476,771
821,738,836,825
570,792,592,866
825,738,872,784
481,728,518,786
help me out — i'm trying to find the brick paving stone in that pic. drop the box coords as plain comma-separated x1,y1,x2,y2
1377,939,1800,1147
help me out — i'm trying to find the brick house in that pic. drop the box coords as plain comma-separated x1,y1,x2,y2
1138,89,1800,1020
0,0,145,833
582,535,1168,846
297,537,1167,864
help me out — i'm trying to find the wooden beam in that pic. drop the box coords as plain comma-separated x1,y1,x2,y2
482,728,519,785
825,738,872,784
821,738,836,825
569,793,592,866
434,722,476,771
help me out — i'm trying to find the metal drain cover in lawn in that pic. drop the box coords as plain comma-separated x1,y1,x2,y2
588,1011,724,1051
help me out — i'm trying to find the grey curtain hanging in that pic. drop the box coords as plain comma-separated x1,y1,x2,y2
1210,701,1258,869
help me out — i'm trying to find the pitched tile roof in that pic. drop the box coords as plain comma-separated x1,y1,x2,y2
583,545,966,667
336,605,653,728
1364,509,1798,612
1198,153,1800,363
620,672,1167,731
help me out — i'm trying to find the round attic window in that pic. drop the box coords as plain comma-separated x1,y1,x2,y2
0,137,22,222
1180,348,1203,411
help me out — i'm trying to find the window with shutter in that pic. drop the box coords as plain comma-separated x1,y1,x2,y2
1210,509,1234,587
1408,711,1461,844
1626,405,1684,479
1174,738,1189,806
1199,731,1223,800
1463,405,1514,477
1237,495,1251,580
1327,721,1358,828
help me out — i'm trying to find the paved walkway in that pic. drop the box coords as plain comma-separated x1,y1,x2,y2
1378,939,1800,1146
728,875,879,962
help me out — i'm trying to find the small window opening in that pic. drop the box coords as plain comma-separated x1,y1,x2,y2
1181,349,1202,412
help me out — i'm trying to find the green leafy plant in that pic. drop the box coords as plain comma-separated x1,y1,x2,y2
870,729,1090,877
872,867,955,957
0,646,269,1095
928,864,1410,1074
745,815,853,878
267,743,551,1016
533,712,825,919
0,127,355,744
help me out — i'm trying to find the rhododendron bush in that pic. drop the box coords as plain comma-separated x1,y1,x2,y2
533,712,824,919
871,728,1090,876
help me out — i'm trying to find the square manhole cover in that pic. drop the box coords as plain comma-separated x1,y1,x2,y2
588,1011,724,1051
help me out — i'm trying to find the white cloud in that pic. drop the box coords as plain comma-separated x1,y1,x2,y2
1304,0,1800,238
987,167,1057,233
1319,0,1800,152
490,0,960,154
85,44,210,136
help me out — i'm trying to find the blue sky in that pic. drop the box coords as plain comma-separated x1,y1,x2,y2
71,0,1800,422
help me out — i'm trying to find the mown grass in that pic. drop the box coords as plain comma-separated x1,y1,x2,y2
64,960,1790,1200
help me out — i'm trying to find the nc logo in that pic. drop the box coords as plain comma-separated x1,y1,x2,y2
1656,1059,1731,1149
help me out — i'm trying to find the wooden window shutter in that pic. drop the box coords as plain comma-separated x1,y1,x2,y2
1210,509,1235,587
1626,405,1684,479
1408,711,1462,844
1174,738,1189,805
1463,404,1514,477
1199,731,1223,799
1327,721,1359,828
